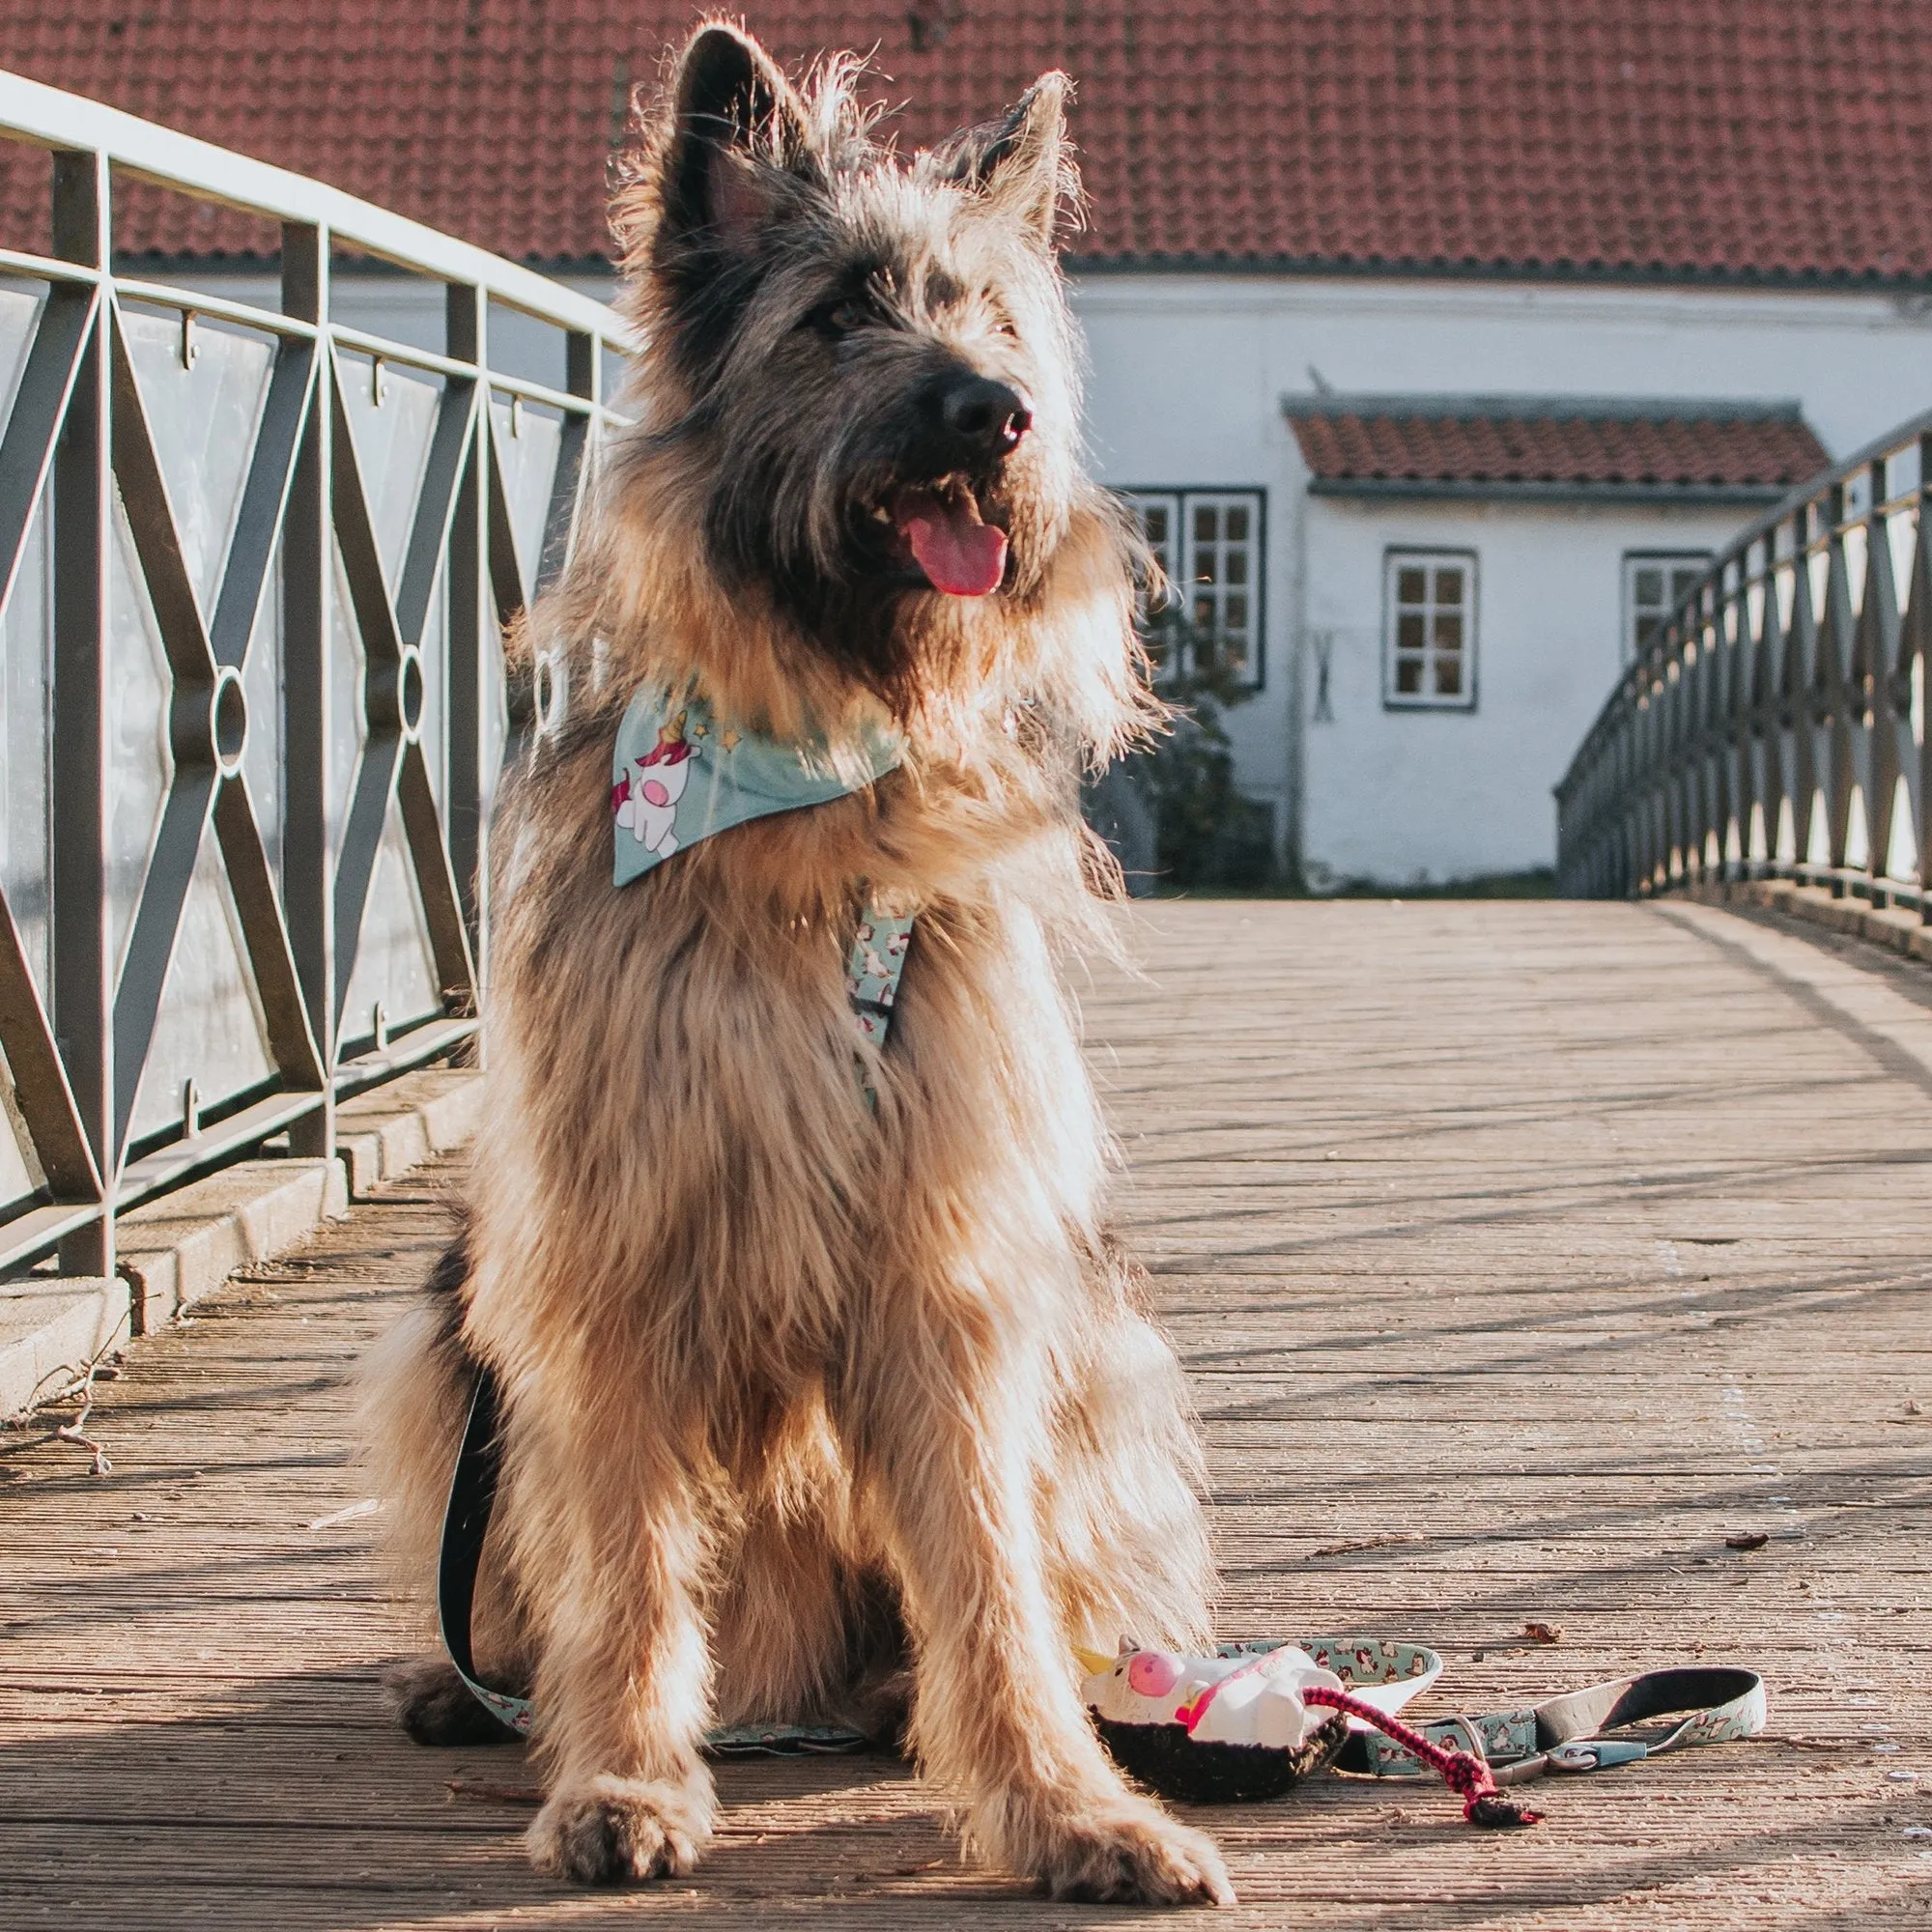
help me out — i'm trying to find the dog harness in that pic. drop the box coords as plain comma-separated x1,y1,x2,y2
438,687,917,1744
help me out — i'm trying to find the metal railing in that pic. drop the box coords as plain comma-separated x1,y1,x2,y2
0,73,626,1276
1555,411,1932,906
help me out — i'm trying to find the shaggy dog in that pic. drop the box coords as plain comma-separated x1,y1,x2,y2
363,21,1230,1906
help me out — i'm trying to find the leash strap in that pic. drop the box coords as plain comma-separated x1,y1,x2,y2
1335,1664,1767,1781
437,1370,533,1736
435,900,913,1746
1300,1683,1543,1828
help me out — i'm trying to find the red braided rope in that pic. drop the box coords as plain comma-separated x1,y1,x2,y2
1175,1654,1542,1829
1299,1684,1544,1828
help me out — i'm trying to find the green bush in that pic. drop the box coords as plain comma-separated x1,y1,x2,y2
1089,613,1282,892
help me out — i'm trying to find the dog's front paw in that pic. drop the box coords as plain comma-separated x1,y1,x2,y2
1030,1800,1234,1908
526,1775,712,1886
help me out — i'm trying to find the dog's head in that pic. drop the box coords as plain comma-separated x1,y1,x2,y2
611,23,1098,714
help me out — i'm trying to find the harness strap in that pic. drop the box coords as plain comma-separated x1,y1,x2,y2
845,908,915,1047
435,900,914,1746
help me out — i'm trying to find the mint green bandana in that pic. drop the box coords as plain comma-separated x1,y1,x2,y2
611,688,903,888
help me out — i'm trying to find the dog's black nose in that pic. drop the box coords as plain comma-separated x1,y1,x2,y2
938,376,1032,461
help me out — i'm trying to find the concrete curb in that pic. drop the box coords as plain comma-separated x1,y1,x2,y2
116,1158,349,1335
0,1275,130,1421
1683,878,1932,963
335,1067,484,1199
2,1065,480,1422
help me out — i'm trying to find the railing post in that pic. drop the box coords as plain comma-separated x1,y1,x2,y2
48,149,113,1275
1742,537,1770,880
1919,433,1932,923
445,283,490,999
563,327,601,592
1719,568,1745,879
1789,505,1821,885
1820,483,1857,893
1858,459,1900,905
281,221,335,1159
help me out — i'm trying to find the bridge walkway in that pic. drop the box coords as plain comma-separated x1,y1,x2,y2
2,901,1927,1929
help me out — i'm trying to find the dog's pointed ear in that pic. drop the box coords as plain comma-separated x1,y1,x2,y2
933,73,1071,242
661,23,816,254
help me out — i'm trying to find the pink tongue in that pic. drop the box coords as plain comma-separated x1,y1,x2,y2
902,500,1009,597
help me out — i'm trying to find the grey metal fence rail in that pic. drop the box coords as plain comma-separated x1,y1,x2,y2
1555,410,1932,906
0,73,625,1276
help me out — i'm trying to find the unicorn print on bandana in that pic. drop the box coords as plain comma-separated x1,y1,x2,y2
608,685,904,892
612,712,695,860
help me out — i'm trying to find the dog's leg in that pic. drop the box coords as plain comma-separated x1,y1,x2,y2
825,1568,913,1747
1038,1283,1215,1660
363,1229,537,1747
844,1330,1233,1907
518,1423,717,1886
383,1656,523,1746
383,1536,533,1747
711,1402,910,1745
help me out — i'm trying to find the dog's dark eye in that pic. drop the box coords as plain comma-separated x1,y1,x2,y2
815,298,873,337
995,313,1021,340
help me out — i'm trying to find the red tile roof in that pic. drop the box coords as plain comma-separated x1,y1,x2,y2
1286,398,1831,499
0,3,1929,280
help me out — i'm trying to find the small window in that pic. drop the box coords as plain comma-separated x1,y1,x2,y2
1121,489,1264,686
1384,550,1477,710
1624,552,1712,664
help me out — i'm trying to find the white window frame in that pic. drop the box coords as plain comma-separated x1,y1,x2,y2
1623,552,1713,666
1383,549,1478,711
1120,488,1265,688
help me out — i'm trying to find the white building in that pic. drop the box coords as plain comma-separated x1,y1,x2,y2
1074,276,1932,886
22,0,1931,888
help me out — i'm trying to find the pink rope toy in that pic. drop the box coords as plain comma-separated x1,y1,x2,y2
1179,1653,1545,1829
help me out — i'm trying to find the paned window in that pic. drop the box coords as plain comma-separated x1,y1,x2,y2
1384,551,1476,710
1624,553,1712,664
1122,490,1264,686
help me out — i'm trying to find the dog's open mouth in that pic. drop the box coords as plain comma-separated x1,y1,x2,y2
890,480,1009,599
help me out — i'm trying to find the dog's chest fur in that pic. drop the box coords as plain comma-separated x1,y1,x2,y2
465,711,1103,1410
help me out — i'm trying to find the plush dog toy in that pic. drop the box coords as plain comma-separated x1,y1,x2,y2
1078,1642,1360,1803
1079,1639,1542,1825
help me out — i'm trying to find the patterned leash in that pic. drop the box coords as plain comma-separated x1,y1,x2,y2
1299,1685,1541,1827
1130,1639,1764,1829
1336,1662,1769,1787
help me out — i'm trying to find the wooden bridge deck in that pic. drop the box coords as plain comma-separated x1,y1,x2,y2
2,900,1929,1930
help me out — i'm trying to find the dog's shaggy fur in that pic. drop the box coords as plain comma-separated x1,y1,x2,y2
362,22,1228,1905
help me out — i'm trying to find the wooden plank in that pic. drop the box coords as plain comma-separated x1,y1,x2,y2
0,901,1928,1929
